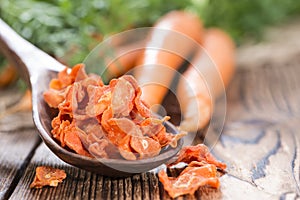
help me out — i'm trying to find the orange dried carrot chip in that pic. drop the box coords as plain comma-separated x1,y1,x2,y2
134,88,151,118
43,89,65,108
50,64,82,90
158,164,220,198
111,76,135,116
130,136,161,159
169,144,227,170
118,135,137,160
140,118,165,137
86,85,107,117
30,166,66,189
88,139,109,158
63,125,91,157
159,144,226,198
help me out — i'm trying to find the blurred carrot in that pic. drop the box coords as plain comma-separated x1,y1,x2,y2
177,28,235,132
0,64,18,87
134,11,204,107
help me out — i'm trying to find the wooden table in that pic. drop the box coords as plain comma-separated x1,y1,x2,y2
1,57,300,200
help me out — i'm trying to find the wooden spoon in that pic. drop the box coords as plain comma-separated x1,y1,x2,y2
0,19,183,177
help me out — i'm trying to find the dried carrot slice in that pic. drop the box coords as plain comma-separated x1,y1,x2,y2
111,76,136,116
158,144,226,198
86,85,109,117
51,115,90,156
130,136,161,159
43,89,65,108
109,117,143,137
122,75,139,90
152,127,173,147
49,64,85,91
140,117,185,148
49,78,63,90
158,164,220,198
51,112,71,147
88,139,109,158
72,63,88,81
30,166,66,189
63,122,91,157
139,118,165,137
118,135,137,160
101,108,128,146
57,85,74,115
169,144,226,170
134,88,151,118
79,74,102,88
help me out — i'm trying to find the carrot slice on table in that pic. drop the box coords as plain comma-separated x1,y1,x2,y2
169,144,227,170
158,164,220,198
159,144,226,198
30,166,66,189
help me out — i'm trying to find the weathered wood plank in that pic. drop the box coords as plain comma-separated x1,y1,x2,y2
118,178,125,200
124,176,133,200
141,173,150,200
0,111,39,200
94,176,104,199
0,87,33,132
111,178,118,199
8,61,300,200
212,59,300,199
132,174,142,200
0,87,38,200
8,143,78,200
148,173,160,200
4,42,300,200
0,86,22,111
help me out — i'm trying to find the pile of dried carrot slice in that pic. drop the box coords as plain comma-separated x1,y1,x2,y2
43,64,184,160
43,64,226,198
159,144,226,198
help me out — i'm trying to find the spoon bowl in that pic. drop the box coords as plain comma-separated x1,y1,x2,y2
0,19,183,177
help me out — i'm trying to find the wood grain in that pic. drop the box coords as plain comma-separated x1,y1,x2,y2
0,91,40,200
2,54,300,199
213,61,300,199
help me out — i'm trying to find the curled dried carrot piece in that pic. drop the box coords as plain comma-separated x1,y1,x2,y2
158,144,226,198
49,64,82,90
86,85,110,117
134,88,151,118
63,123,91,157
169,144,226,170
130,136,161,159
111,76,136,116
118,135,137,160
158,164,220,198
30,166,66,189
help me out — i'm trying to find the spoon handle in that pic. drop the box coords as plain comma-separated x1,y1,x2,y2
0,18,65,86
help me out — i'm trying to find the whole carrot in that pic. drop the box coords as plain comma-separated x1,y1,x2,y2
177,28,235,132
134,11,204,107
0,64,18,87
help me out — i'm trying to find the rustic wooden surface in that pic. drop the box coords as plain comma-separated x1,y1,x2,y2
1,20,300,199
0,57,299,199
